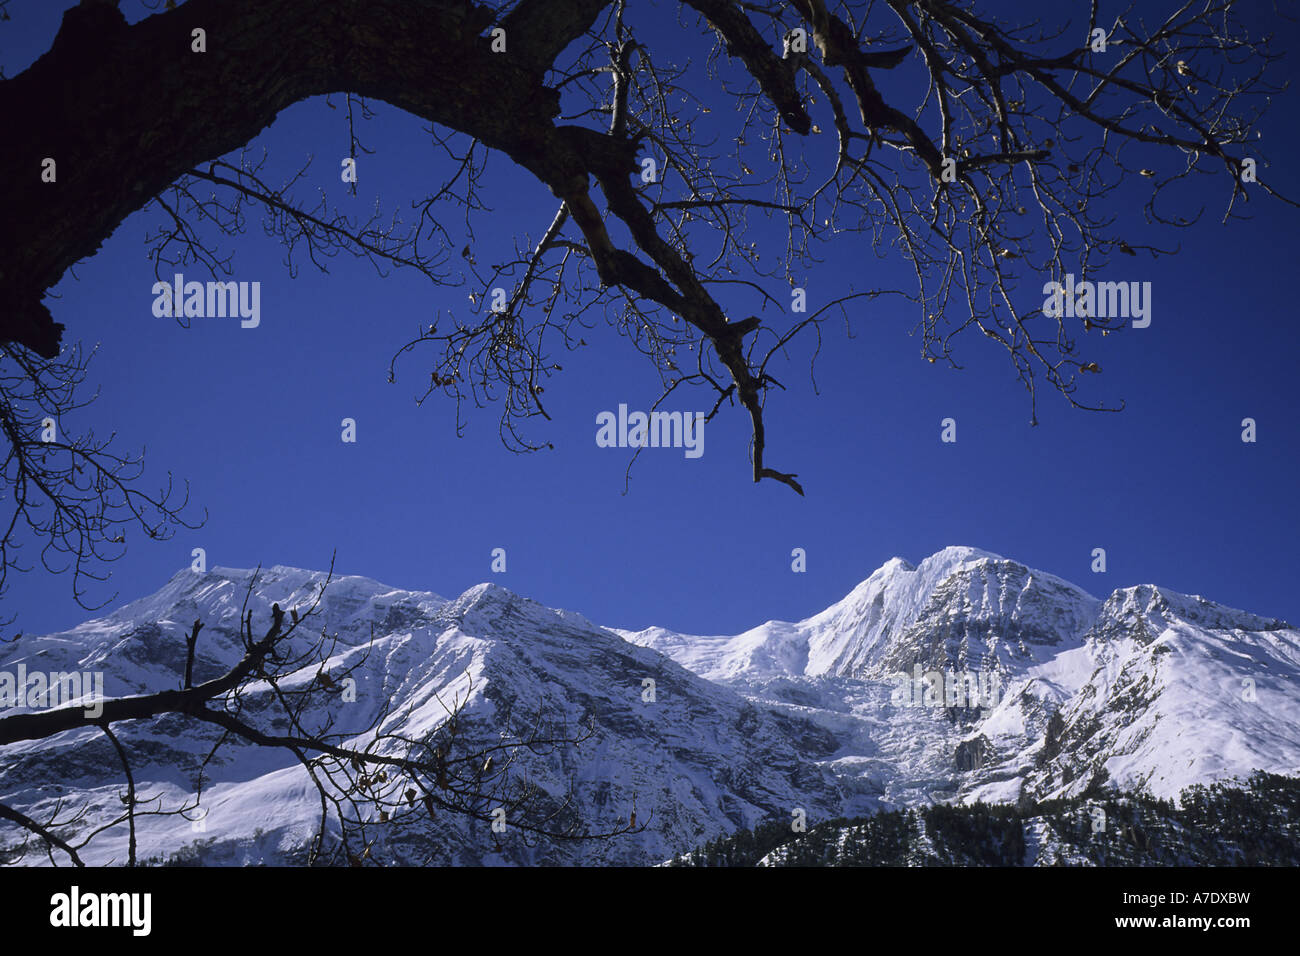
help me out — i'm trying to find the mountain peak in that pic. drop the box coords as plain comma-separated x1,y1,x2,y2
918,544,1006,568
459,581,517,602
1096,583,1291,634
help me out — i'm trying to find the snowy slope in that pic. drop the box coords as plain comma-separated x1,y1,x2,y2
1015,585,1300,800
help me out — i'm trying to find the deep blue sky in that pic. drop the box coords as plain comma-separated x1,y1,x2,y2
2,1,1297,638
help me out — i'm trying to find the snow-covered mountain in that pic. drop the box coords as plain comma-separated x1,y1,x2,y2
0,566,848,865
618,546,1100,681
619,546,1300,807
2,547,1298,865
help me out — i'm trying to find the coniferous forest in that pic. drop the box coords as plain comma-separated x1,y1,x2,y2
671,772,1300,867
